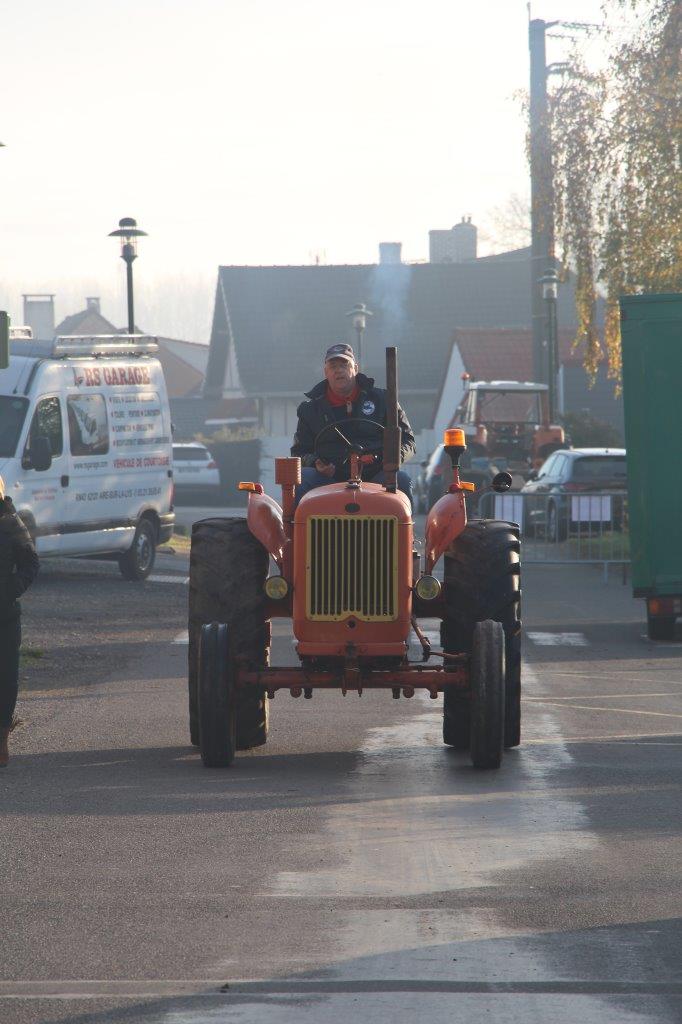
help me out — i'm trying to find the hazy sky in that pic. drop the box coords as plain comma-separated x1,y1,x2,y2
0,0,605,339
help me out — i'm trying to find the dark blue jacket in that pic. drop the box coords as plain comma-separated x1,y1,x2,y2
291,373,416,478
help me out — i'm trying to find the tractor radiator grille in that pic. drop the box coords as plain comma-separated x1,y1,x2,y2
306,516,398,621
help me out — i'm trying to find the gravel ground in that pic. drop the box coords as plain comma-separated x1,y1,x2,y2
15,551,189,698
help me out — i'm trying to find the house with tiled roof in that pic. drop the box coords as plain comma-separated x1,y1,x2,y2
205,244,583,437
433,327,623,440
31,296,209,401
204,228,621,487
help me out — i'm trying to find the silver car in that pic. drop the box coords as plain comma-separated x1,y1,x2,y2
172,443,221,499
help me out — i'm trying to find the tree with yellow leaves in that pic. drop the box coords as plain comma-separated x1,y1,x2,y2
549,0,681,385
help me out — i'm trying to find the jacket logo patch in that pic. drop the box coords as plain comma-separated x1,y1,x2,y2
362,400,375,416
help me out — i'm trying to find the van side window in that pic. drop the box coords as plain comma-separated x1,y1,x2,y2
26,396,63,458
67,394,109,456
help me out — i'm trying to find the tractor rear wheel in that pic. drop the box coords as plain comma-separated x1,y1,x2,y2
188,518,270,751
442,519,522,749
470,620,505,769
198,622,236,768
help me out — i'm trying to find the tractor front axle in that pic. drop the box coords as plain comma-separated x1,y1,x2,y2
238,663,469,699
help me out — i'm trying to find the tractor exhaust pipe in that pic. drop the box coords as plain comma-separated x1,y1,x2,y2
383,347,400,493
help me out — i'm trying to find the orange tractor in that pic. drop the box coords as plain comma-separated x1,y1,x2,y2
454,378,566,475
188,349,521,770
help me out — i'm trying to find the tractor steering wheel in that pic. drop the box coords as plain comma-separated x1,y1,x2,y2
314,418,385,466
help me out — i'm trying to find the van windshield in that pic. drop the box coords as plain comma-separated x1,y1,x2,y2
0,397,29,457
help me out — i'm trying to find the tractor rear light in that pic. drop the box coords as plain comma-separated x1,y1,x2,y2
443,428,466,447
238,481,264,494
648,597,682,617
264,576,290,600
414,575,441,601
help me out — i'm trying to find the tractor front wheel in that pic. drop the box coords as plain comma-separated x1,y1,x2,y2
188,518,270,751
198,622,236,768
470,620,505,769
442,519,521,749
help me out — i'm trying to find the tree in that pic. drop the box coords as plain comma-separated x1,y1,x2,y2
549,0,681,384
483,192,531,252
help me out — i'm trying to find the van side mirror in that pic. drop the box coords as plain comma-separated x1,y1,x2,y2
29,435,52,472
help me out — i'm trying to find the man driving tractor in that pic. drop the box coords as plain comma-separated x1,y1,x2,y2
291,343,416,503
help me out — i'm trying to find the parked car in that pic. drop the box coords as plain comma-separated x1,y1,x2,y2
172,443,221,501
520,447,627,541
419,444,502,514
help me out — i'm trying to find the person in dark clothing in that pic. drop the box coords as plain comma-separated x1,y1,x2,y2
0,476,39,767
291,343,416,504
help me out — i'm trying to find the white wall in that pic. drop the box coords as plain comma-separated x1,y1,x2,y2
433,343,467,439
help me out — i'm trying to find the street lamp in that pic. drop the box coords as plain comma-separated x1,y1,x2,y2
539,267,559,421
109,217,147,335
345,302,373,365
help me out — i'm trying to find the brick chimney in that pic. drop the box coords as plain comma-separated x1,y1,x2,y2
429,216,478,263
379,242,402,265
22,294,55,341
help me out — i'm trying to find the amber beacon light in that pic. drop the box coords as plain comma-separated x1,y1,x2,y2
443,428,466,447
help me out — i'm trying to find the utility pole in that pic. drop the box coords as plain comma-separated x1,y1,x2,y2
529,19,556,386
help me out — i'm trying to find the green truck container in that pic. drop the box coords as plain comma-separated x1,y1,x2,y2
620,293,682,641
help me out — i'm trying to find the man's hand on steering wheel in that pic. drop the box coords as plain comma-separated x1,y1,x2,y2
314,458,336,477
313,419,385,473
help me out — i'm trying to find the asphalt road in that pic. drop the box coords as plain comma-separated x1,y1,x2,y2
2,510,681,1024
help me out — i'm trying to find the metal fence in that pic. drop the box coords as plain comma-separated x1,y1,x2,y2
478,490,630,580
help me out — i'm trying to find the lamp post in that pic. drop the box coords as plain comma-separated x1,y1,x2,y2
109,217,147,335
345,302,373,365
539,267,559,421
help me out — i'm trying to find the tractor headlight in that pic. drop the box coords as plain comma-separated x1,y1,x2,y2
264,575,290,600
414,575,441,601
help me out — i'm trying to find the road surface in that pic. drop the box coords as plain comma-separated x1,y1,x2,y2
2,514,681,1023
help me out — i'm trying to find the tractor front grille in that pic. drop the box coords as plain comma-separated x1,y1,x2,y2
306,516,398,621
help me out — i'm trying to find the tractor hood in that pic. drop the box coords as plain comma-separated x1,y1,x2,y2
294,480,412,523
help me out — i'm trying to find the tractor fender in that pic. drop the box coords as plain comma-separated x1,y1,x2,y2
247,490,287,569
424,488,467,573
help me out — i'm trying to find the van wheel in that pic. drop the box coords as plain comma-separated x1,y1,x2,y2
119,519,157,581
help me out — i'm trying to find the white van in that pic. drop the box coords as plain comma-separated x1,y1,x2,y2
0,333,174,579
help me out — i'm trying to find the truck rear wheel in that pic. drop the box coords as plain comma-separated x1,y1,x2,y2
442,519,521,749
198,623,236,767
188,518,270,751
470,620,505,769
647,612,676,642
